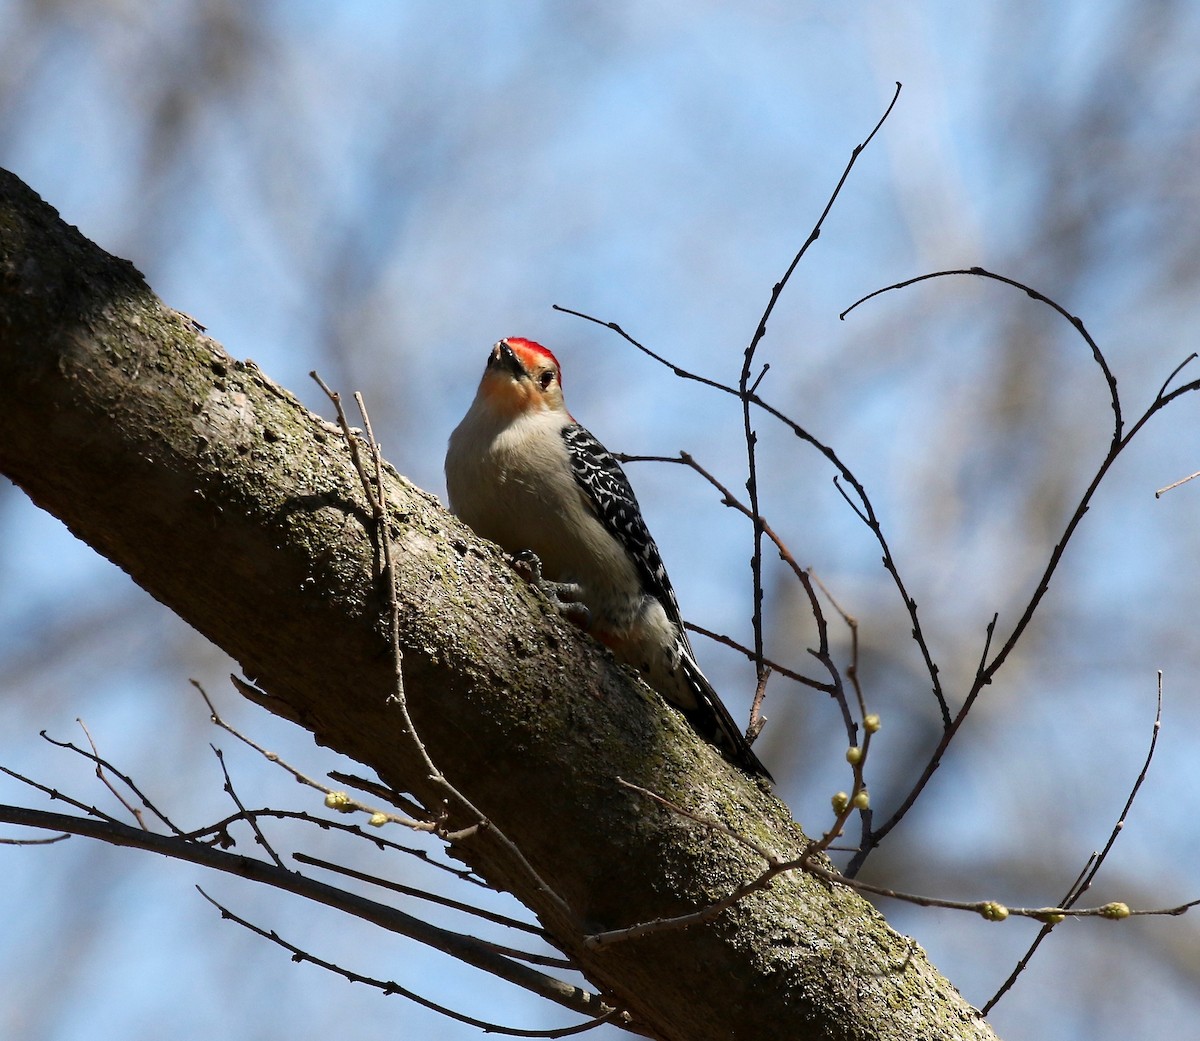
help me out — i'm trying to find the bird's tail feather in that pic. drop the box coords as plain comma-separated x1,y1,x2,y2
680,655,774,783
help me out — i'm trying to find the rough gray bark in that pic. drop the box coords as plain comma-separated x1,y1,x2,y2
0,167,998,1041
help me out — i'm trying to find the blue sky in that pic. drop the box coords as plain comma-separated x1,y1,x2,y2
2,3,1200,1039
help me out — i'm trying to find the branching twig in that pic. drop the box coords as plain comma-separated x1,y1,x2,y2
560,87,904,744
75,719,148,830
981,672,1166,1013
210,743,286,868
0,802,614,1023
555,311,950,735
292,852,556,948
851,359,1200,872
1,762,123,825
197,888,626,1038
195,680,435,834
840,266,1122,442
735,82,903,710
591,755,1197,952
40,725,180,834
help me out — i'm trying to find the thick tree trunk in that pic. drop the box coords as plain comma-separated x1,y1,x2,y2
0,168,997,1041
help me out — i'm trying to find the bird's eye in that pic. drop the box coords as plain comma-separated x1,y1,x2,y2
539,370,556,390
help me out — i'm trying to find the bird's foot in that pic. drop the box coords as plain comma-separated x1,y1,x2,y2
511,550,592,629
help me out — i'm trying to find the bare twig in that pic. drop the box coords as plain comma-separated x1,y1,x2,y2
850,357,1200,873
293,852,555,946
75,719,148,830
195,680,435,834
841,266,1122,442
0,802,613,1023
1155,468,1200,498
209,743,285,869
620,451,840,696
353,390,407,708
747,667,772,742
981,672,1167,1013
735,82,903,706
684,622,834,694
802,858,1200,921
0,831,69,845
197,888,628,1038
40,726,181,833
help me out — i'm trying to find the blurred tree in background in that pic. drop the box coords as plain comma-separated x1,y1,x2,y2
2,3,1199,1039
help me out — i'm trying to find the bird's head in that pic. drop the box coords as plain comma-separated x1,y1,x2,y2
478,337,567,418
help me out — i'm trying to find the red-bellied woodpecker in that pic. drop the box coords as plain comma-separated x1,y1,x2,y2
445,337,772,781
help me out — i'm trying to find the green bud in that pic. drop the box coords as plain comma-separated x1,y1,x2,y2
980,902,1009,922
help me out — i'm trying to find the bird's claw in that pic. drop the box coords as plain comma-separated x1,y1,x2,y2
511,550,592,630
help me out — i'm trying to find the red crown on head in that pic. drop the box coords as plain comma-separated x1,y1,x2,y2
504,337,560,377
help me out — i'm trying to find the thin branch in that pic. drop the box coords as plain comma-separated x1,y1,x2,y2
741,79,904,356
684,622,835,695
354,390,407,709
75,719,148,830
210,743,286,869
747,667,772,743
840,266,1122,442
0,802,613,1022
734,82,902,703
853,369,1200,871
1155,468,1200,498
196,680,435,834
590,754,1196,952
179,808,485,882
309,371,376,508
39,726,181,834
981,671,1167,1013
0,831,69,845
1,762,123,825
197,889,628,1038
292,852,555,945
802,858,1200,921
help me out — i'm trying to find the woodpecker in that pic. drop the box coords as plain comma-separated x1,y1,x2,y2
445,337,772,782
